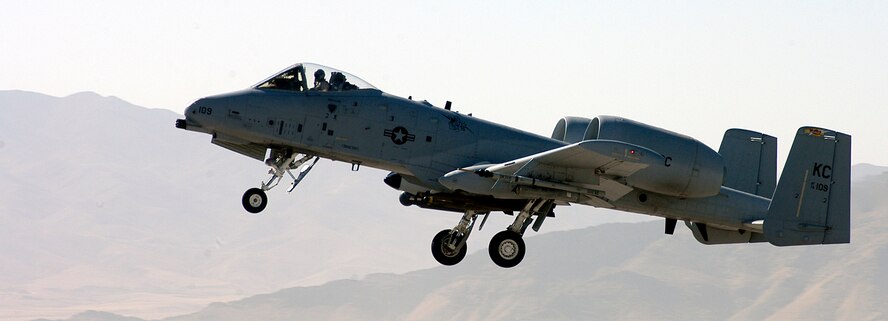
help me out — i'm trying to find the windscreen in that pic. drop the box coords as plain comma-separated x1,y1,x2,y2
253,63,378,92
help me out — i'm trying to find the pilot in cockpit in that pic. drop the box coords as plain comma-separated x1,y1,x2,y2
313,69,330,91
267,68,301,91
329,72,358,91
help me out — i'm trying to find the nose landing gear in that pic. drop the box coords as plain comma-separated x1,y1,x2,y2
242,149,318,214
242,188,268,214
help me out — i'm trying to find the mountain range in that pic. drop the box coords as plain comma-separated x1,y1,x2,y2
39,164,888,320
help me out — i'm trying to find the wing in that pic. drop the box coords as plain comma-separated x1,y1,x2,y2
483,140,665,207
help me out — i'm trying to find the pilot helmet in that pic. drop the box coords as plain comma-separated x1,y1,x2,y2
331,72,345,82
314,69,325,79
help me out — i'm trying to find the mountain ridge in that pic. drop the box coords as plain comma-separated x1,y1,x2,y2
175,180,888,320
41,166,888,320
40,194,888,321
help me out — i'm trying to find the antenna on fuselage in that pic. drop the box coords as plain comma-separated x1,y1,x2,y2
445,101,452,110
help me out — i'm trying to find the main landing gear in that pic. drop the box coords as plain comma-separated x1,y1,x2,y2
431,210,481,266
430,198,555,268
242,149,318,214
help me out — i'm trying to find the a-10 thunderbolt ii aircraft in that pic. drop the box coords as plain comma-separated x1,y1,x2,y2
176,63,851,268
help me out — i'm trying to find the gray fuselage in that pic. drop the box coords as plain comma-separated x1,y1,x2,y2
185,88,770,232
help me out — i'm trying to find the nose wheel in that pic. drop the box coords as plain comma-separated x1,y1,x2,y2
241,149,319,214
242,188,268,214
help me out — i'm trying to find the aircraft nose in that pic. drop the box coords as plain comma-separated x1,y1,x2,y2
177,99,208,131
184,99,203,117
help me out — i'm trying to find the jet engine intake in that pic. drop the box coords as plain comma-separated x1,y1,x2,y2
551,117,593,143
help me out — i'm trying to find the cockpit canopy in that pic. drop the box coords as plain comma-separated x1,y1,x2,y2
253,63,377,92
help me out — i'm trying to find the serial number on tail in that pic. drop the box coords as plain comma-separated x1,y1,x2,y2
810,182,829,192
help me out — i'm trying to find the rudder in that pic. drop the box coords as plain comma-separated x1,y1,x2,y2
764,127,851,246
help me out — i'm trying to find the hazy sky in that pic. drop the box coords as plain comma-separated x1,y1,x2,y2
2,1,886,165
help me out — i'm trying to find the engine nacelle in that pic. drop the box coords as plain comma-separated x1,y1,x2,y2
551,117,593,143
584,116,724,198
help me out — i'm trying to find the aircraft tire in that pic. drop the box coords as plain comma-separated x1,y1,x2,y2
242,188,267,214
488,230,525,268
399,192,414,206
431,229,466,266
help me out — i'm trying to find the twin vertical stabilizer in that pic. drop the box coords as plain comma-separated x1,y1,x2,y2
719,129,777,198
764,127,851,246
